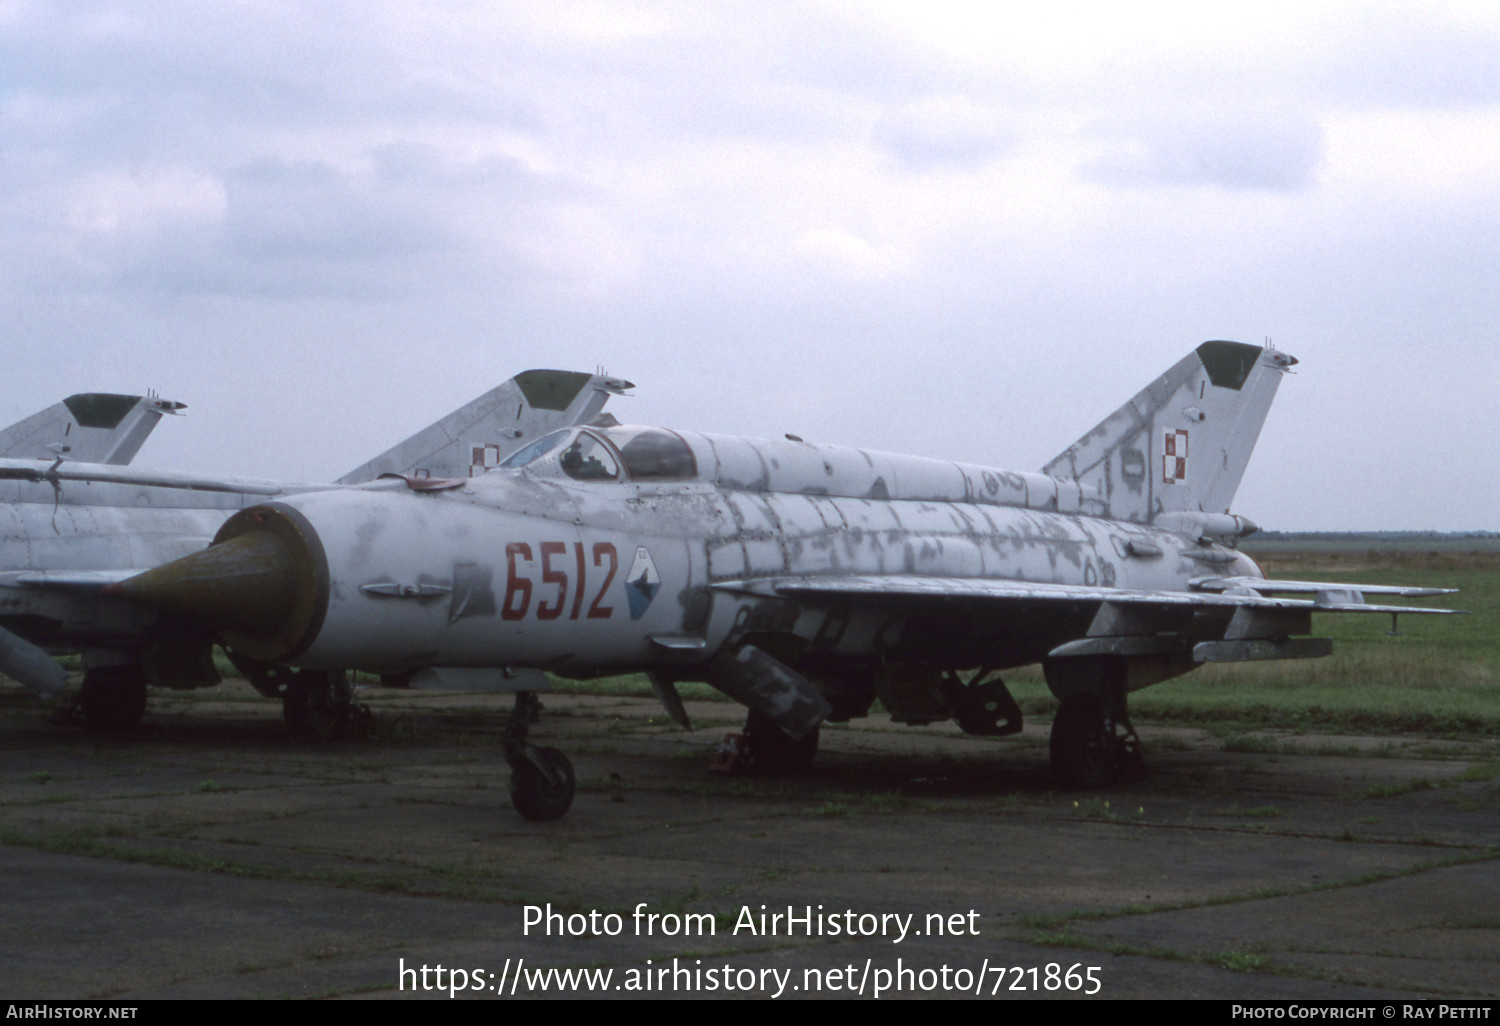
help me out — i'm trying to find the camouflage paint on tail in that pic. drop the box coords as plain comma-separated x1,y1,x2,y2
1042,341,1297,523
338,370,633,483
0,393,185,465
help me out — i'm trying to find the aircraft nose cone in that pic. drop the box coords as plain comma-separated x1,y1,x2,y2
112,503,329,664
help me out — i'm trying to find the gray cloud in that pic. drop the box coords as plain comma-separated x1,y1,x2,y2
1083,111,1324,191
0,1,1494,529
874,95,1013,169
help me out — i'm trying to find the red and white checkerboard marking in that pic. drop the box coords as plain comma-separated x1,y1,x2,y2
470,443,502,476
1163,429,1189,483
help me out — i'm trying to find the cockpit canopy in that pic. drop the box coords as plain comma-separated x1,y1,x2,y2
497,426,696,482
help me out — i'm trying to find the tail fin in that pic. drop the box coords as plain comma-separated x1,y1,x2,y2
0,392,185,465
337,369,633,483
1042,341,1297,523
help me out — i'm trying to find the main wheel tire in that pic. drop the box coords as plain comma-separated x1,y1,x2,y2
511,747,576,821
745,710,819,774
1049,692,1115,789
79,667,148,733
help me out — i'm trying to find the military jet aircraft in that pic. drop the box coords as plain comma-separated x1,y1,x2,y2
0,370,631,731
107,341,1457,821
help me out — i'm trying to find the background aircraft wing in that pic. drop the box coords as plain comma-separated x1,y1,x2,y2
0,569,145,590
0,459,289,496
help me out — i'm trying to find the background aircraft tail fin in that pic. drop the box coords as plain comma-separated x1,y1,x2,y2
1042,341,1297,523
337,369,633,483
0,392,185,466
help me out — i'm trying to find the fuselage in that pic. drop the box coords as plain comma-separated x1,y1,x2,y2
218,425,1261,679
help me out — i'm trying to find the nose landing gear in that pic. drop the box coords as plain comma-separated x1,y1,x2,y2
504,690,576,821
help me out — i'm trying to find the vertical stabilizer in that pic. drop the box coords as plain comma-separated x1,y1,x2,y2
0,393,185,465
1042,341,1297,523
338,370,633,483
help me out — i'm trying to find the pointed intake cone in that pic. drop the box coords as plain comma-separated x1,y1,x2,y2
112,531,294,636
110,503,329,664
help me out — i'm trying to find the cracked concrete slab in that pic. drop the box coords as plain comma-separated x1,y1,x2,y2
0,683,1495,999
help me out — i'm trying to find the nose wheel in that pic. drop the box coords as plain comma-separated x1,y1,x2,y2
503,691,576,821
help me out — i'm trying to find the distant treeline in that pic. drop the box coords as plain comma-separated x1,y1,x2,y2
1252,531,1500,542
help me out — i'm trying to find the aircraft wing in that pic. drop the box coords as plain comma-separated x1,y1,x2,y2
716,574,1463,617
1189,576,1456,599
0,569,145,590
0,459,292,496
713,573,1460,666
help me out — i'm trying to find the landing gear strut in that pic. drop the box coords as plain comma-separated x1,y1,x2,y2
744,709,819,774
1048,669,1143,789
504,691,575,821
283,670,369,741
78,666,148,733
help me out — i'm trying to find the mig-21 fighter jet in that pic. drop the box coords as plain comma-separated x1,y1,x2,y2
0,371,631,732
107,342,1459,820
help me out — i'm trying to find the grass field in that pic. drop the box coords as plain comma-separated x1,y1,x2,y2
551,546,1499,739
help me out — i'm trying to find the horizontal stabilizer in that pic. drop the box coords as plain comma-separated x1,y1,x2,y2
338,369,632,483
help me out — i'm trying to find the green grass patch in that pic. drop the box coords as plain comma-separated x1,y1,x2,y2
999,561,1500,736
1219,949,1272,972
1210,804,1284,818
1360,779,1436,798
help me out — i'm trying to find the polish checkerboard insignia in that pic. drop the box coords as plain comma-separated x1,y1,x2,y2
625,546,661,621
469,443,502,477
1162,429,1189,483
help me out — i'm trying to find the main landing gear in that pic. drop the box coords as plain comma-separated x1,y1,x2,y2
77,665,149,733
1048,673,1144,790
226,654,370,741
504,691,575,821
282,670,370,741
743,708,820,774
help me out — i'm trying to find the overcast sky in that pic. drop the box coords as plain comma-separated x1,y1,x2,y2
1,1,1495,529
